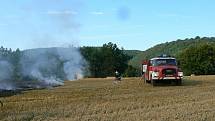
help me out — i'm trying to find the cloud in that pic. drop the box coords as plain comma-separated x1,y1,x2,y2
46,10,78,15
90,11,104,15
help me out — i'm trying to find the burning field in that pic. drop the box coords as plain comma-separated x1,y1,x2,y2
0,47,85,90
1,76,215,121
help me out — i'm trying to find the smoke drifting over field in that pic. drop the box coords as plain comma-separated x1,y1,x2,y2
0,60,14,90
0,47,85,90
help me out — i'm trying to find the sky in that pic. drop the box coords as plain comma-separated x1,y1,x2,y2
0,0,215,51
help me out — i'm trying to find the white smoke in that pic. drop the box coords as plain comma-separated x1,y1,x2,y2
56,47,84,80
0,47,85,90
20,47,85,87
0,60,14,90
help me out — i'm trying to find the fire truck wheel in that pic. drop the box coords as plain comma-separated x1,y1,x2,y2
176,79,182,86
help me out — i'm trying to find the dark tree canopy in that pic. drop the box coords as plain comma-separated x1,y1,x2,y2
81,42,131,78
178,44,215,75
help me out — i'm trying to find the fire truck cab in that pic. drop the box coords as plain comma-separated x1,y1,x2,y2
142,55,183,86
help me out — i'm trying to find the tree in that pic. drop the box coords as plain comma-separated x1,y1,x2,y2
80,47,103,77
11,48,22,81
81,42,131,78
178,44,215,75
124,65,140,77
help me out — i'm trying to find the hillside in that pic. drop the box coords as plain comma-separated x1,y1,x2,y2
129,36,215,68
124,50,142,58
15,37,215,77
20,37,215,75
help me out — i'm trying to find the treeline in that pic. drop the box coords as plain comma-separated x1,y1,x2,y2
80,38,215,77
0,47,22,81
128,36,215,76
130,36,215,69
80,42,139,77
0,47,67,83
178,44,215,75
0,43,138,83
1,37,215,80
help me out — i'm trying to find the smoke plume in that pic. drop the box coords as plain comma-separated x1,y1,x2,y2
0,47,85,90
0,60,14,90
0,0,86,90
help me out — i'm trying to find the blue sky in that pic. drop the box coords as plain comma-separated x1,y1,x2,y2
0,0,215,50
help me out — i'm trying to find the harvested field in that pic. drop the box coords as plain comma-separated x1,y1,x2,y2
1,76,215,121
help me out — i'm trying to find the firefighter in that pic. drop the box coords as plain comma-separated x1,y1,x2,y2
115,70,121,81
141,71,145,80
142,72,146,83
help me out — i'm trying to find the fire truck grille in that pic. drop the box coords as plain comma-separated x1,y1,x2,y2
162,69,176,76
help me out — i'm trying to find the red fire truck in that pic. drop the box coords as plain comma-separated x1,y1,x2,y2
142,55,183,86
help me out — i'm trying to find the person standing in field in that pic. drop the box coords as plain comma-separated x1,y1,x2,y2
115,70,121,81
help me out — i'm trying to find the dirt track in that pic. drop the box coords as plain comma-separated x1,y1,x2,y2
1,76,215,121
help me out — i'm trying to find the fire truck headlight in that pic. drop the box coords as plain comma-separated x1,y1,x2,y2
152,71,159,77
178,72,183,77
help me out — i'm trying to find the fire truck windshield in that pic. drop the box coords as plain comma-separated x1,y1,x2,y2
152,59,177,66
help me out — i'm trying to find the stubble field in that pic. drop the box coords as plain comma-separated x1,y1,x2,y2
1,76,215,121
